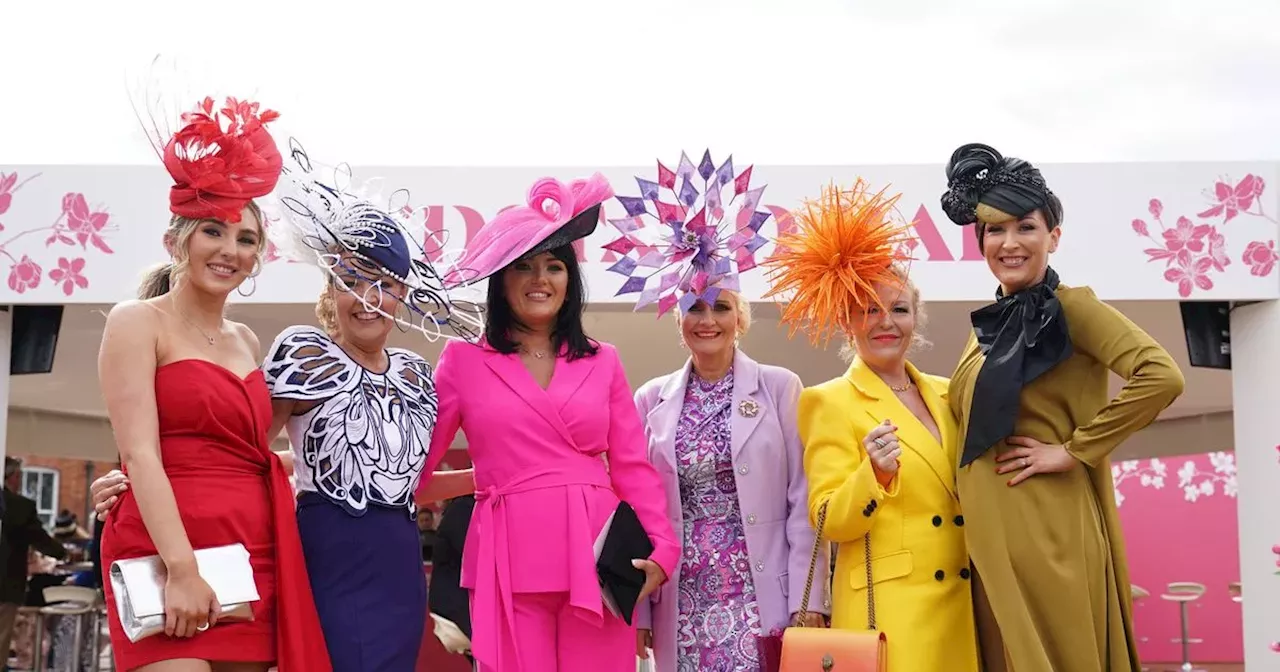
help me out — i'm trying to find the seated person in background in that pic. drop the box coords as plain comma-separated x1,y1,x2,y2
418,508,439,564
67,518,105,589
53,510,92,563
0,457,67,663
53,510,91,544
428,495,475,664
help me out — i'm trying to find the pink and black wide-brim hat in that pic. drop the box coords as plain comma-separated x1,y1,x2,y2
445,173,614,288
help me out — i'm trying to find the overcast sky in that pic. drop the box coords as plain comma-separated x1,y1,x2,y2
2,0,1277,166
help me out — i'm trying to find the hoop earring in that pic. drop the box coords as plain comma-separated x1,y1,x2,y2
237,275,257,297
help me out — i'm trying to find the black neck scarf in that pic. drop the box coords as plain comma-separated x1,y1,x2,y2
959,266,1072,467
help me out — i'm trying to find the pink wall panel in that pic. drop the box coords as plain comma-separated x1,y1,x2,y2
1114,451,1242,663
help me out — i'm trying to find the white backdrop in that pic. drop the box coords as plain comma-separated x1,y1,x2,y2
0,160,1276,305
1229,301,1280,668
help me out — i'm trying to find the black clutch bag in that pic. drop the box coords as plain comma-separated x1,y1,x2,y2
592,501,654,625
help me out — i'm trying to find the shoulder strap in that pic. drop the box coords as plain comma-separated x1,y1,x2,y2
798,501,876,630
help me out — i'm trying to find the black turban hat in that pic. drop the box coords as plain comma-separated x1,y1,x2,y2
941,143,1073,467
940,143,1061,227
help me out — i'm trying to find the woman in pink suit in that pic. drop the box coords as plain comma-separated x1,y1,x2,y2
432,173,680,672
605,152,829,671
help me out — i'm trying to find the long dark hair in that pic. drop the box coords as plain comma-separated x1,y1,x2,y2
484,244,599,361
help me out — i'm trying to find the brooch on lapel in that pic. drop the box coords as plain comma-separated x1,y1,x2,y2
738,400,759,418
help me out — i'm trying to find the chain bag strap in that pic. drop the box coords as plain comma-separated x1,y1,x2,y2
779,500,886,672
796,501,875,630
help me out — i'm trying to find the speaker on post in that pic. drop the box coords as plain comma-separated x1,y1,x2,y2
1178,301,1230,370
9,305,64,375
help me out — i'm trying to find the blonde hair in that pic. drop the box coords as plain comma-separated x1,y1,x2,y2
137,202,266,300
838,264,930,362
675,289,753,338
316,284,339,336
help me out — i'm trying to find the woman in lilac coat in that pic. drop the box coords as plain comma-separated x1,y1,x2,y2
632,290,831,672
606,149,829,672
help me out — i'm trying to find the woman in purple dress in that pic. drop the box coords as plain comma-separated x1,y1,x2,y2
608,152,831,671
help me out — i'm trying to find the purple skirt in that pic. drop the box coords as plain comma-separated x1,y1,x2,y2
297,491,427,671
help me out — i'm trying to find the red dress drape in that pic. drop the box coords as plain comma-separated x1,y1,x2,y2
101,360,331,671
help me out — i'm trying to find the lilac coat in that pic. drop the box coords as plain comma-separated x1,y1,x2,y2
632,348,831,671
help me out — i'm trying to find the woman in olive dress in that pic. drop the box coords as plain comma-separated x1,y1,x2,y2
940,142,1185,672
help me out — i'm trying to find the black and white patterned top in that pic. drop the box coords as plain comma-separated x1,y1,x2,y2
262,325,438,517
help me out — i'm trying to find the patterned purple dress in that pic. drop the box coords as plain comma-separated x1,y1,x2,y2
674,368,763,672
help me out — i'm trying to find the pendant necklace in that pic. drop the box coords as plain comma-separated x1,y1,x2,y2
174,304,218,346
520,344,552,359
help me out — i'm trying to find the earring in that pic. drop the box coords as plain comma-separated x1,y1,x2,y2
237,275,257,297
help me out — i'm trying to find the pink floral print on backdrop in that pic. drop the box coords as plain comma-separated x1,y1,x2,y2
0,172,40,229
1274,542,1280,654
1274,444,1280,654
1243,241,1278,277
260,208,287,264
7,255,41,293
1132,174,1278,297
0,171,117,297
48,257,89,295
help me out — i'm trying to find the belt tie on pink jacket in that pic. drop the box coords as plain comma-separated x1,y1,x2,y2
465,467,614,671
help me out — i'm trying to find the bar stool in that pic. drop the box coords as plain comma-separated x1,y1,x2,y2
40,585,98,672
13,605,45,672
1131,585,1150,672
1161,582,1206,672
94,602,112,671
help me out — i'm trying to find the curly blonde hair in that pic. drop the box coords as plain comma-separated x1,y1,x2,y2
315,284,339,336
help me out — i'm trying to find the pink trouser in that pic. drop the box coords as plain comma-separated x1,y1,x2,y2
476,591,636,672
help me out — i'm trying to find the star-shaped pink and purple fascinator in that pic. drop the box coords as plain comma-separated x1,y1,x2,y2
604,150,772,316
445,173,614,288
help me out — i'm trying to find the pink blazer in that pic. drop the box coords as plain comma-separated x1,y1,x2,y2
427,338,680,669
632,349,831,671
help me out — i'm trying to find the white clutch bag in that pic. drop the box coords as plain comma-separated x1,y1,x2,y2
429,613,471,655
109,543,261,642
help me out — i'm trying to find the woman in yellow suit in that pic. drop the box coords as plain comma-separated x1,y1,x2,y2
765,181,980,672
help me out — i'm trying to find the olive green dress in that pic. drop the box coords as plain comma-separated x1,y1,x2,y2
949,285,1185,672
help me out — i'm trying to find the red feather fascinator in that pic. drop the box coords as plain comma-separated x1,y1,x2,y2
158,97,283,223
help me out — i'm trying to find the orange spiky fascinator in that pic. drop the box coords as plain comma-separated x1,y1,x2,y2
763,179,914,345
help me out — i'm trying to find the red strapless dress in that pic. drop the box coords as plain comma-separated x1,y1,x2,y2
100,359,332,672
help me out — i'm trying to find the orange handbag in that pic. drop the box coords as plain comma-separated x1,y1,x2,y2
778,502,887,671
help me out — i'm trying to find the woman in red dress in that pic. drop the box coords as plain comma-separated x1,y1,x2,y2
97,96,330,672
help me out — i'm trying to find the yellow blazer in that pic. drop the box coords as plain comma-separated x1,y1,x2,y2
799,356,979,672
